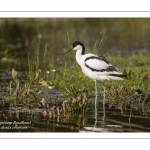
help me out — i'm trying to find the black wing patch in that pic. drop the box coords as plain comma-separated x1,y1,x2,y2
109,74,127,78
85,64,118,72
85,56,110,64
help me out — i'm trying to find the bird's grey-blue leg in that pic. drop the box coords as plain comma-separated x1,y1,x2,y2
94,80,98,110
102,82,106,121
94,80,98,96
93,94,98,130
94,80,98,130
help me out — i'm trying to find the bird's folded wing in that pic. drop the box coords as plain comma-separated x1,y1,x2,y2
84,56,119,72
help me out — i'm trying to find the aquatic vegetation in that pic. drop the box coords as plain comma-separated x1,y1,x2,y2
1,49,150,119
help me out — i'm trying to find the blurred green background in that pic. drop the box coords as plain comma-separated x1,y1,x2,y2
0,18,150,71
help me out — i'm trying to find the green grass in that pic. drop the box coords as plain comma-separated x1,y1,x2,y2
3,47,150,117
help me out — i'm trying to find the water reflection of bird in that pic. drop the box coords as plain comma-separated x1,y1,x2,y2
62,41,126,106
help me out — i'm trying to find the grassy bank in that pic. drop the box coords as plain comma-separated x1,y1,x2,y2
3,47,150,118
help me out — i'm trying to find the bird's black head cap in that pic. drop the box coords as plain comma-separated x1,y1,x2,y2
72,41,85,55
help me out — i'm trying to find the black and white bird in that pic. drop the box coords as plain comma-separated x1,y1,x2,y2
62,41,126,106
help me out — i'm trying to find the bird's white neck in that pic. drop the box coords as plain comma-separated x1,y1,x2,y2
75,49,84,66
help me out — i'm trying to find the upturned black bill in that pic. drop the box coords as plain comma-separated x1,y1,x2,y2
61,48,72,55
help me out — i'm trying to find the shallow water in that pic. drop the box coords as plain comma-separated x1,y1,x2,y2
0,102,150,132
0,61,150,132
